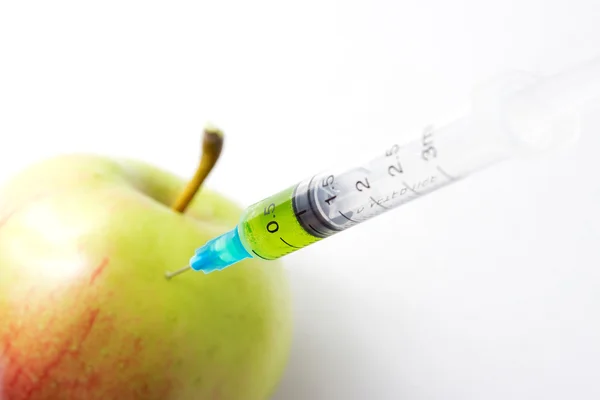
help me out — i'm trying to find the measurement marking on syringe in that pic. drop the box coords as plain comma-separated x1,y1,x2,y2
370,197,390,210
280,237,301,248
402,182,421,195
436,166,457,181
252,250,274,260
339,211,359,223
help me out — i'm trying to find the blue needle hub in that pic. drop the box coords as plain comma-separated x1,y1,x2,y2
189,226,251,273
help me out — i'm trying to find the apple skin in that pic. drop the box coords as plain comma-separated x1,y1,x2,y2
0,154,293,400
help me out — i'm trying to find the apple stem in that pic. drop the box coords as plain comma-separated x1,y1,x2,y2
171,124,224,213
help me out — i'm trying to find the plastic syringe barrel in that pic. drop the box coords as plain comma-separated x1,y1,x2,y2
184,54,600,276
511,55,600,119
472,55,600,156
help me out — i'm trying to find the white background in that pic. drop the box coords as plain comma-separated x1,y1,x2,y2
1,1,600,399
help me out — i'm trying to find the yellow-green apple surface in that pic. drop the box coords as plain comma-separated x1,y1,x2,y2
0,132,293,399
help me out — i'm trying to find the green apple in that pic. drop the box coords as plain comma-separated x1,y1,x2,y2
0,136,293,399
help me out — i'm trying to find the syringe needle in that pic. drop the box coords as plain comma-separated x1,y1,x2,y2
165,265,192,280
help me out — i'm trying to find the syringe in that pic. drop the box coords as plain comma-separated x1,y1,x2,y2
166,55,600,278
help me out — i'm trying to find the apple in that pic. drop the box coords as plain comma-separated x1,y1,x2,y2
0,128,293,399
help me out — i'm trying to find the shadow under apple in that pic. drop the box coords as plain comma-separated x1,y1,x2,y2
270,256,381,400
